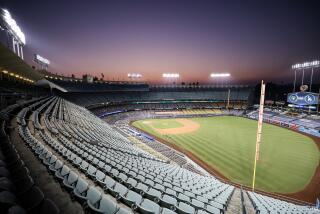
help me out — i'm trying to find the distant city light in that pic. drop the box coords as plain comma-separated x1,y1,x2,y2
162,73,180,78
1,9,25,45
127,73,142,78
210,73,230,78
292,60,320,70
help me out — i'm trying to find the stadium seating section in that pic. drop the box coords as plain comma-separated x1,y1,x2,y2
247,109,320,137
58,87,251,108
0,95,319,214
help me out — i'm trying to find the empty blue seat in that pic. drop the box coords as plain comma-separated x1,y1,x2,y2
86,165,97,178
48,160,63,173
97,161,105,169
205,205,220,214
124,177,137,189
110,168,119,178
161,208,177,214
95,170,106,185
144,188,162,202
120,190,143,208
73,177,89,203
86,187,102,211
92,157,99,166
165,188,177,197
103,175,116,190
107,182,128,198
38,148,49,160
63,170,79,191
40,151,52,163
72,157,82,167
175,202,195,214
136,199,160,214
55,165,70,180
80,161,89,171
177,193,190,203
103,165,112,174
197,210,210,214
134,182,149,195
90,195,119,214
117,173,128,183
160,194,178,210
190,199,205,209
154,183,165,192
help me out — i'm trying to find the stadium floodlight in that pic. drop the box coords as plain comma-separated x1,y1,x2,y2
1,9,25,45
291,60,320,92
162,73,180,78
127,73,142,78
292,60,320,70
34,54,50,70
34,54,50,65
210,73,230,78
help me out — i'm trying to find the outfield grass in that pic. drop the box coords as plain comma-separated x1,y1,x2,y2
132,116,320,193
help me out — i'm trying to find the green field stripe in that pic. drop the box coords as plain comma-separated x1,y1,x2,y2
173,134,254,179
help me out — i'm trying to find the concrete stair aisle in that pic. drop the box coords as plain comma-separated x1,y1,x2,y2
243,191,256,214
226,188,242,214
225,188,256,214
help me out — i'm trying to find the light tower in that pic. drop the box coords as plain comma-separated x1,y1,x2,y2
162,73,180,84
34,54,50,70
127,73,142,82
0,8,26,59
210,73,231,108
292,60,320,92
210,73,230,87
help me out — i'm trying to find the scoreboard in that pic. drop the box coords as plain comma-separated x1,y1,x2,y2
287,92,318,106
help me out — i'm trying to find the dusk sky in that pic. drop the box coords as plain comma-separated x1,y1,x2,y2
1,0,320,84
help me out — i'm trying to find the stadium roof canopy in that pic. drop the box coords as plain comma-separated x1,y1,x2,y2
0,43,43,81
35,79,68,92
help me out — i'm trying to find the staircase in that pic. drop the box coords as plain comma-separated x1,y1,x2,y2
225,188,256,214
242,191,256,214
226,188,242,214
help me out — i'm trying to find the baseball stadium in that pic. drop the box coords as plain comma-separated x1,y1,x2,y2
0,1,320,214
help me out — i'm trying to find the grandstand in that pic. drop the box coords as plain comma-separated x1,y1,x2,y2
57,86,251,108
247,109,320,137
1,92,319,213
0,95,311,213
1,7,320,214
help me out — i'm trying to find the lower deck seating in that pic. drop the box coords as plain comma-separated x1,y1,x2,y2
2,96,318,214
0,120,59,214
247,192,319,214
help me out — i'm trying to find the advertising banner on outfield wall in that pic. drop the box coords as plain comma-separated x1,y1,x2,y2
298,127,320,137
287,92,319,106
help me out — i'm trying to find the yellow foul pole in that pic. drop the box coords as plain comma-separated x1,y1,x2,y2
227,89,230,110
252,80,266,191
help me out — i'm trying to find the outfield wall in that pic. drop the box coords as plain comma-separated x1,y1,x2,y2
247,115,320,138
